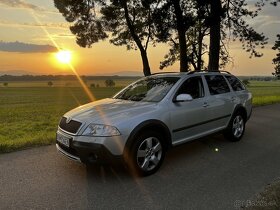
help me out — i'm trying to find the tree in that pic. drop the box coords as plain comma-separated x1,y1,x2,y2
272,34,280,79
171,0,193,72
188,23,208,71
48,81,53,87
54,0,279,74
54,0,158,76
3,82,8,87
159,21,208,71
155,0,234,72
207,0,223,71
54,1,108,47
153,0,196,72
158,0,275,72
103,0,162,76
105,79,115,87
206,0,280,71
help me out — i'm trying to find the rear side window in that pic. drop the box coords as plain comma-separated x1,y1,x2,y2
205,75,230,95
225,76,245,91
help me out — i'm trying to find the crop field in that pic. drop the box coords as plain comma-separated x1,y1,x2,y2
248,81,280,106
0,79,279,153
0,86,123,153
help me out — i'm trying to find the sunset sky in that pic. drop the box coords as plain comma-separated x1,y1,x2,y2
0,0,279,76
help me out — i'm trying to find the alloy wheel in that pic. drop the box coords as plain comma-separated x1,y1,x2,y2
136,137,162,171
232,115,244,138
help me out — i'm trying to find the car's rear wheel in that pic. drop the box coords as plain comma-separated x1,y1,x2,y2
224,112,245,142
127,131,165,176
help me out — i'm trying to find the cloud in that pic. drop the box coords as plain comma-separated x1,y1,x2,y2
0,20,69,29
0,41,57,53
51,34,75,39
0,0,44,11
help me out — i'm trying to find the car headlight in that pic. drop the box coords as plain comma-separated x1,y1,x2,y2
82,124,121,137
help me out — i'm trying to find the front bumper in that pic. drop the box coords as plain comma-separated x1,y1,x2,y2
56,143,81,162
56,130,125,164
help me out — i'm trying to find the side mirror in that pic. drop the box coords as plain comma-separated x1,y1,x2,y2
175,94,193,102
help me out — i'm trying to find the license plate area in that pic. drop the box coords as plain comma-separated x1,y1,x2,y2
57,133,70,147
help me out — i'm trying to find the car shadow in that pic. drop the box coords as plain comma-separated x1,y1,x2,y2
83,133,231,208
85,133,228,179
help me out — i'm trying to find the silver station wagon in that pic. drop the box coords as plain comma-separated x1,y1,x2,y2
56,71,252,176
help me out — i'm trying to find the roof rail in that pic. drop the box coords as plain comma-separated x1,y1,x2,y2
188,70,232,75
151,72,184,75
187,70,208,74
219,70,231,74
151,70,231,75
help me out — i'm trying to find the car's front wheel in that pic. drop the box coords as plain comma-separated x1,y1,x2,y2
127,131,165,176
224,112,245,142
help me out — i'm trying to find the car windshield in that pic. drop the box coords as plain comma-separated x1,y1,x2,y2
113,77,180,102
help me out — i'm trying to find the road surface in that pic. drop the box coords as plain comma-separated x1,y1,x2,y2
1,104,280,210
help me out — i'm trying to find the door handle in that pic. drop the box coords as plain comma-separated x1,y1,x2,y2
203,102,209,108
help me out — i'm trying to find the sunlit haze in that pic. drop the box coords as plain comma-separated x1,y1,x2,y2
0,0,279,76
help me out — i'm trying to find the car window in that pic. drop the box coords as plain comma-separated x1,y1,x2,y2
225,76,245,91
205,75,230,95
176,76,205,99
114,77,179,102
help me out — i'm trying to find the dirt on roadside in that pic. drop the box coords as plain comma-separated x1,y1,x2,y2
243,178,280,209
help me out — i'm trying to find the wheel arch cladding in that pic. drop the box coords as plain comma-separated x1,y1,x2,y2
234,105,248,122
124,120,172,158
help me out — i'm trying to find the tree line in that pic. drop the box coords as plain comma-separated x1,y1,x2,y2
0,75,139,81
54,0,280,77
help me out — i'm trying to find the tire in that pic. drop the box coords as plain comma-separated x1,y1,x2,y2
126,131,165,177
224,112,245,142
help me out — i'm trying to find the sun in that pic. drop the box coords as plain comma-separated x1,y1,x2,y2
56,50,72,64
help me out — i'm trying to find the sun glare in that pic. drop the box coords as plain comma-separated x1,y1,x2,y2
56,50,72,64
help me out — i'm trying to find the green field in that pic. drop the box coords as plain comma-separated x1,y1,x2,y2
0,86,123,153
248,81,280,106
0,79,280,153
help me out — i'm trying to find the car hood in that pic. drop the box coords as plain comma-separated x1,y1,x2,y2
64,98,157,125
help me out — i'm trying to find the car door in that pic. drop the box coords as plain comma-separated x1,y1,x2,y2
225,75,252,119
169,76,213,145
203,74,235,130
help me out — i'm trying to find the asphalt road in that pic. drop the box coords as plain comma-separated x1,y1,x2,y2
1,104,280,210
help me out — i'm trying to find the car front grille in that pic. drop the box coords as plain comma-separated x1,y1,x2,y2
59,117,82,134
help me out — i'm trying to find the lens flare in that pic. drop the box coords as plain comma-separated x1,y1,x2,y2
29,11,125,163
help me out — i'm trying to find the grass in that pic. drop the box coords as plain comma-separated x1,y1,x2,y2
248,80,280,106
0,79,280,154
0,86,122,153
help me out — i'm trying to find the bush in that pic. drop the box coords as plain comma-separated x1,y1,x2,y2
3,82,8,87
90,83,96,88
48,81,53,87
105,79,115,87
